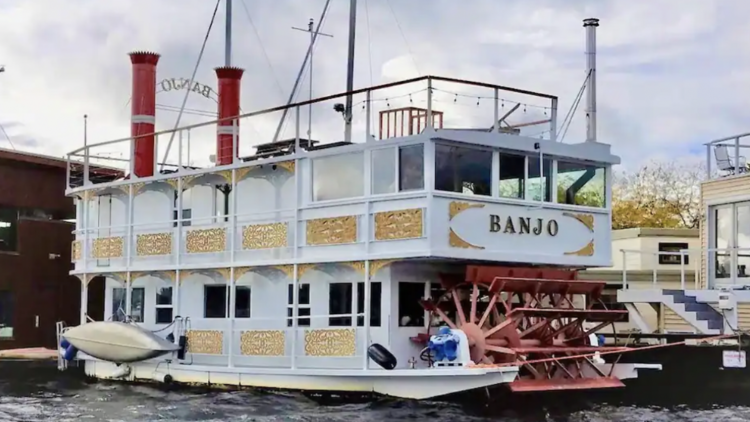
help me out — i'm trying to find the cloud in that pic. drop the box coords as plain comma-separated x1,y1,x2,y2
0,0,746,171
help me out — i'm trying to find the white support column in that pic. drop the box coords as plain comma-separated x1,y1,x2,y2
362,260,370,370
127,184,134,268
80,276,88,324
291,264,299,369
175,270,181,319
228,267,235,367
125,272,132,318
228,168,237,367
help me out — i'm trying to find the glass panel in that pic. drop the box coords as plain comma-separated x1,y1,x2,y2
130,288,145,322
235,286,251,318
357,282,382,327
556,161,605,207
435,144,492,196
328,283,353,326
399,144,424,191
111,288,127,321
737,204,750,277
156,308,173,324
398,282,425,327
498,153,524,199
156,287,172,306
204,285,227,318
371,148,396,195
287,307,311,327
715,207,732,278
527,156,552,201
0,207,18,252
312,152,365,201
287,284,310,305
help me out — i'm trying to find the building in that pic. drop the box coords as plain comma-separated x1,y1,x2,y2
0,148,111,349
582,228,700,334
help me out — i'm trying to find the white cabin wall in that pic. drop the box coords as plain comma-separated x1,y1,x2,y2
189,185,216,226
132,190,171,229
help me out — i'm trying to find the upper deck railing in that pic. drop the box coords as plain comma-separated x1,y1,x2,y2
66,76,559,190
704,132,750,181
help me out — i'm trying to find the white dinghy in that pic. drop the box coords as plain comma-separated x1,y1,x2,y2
63,322,179,363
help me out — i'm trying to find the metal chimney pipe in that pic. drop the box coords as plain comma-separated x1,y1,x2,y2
583,18,599,143
215,66,244,166
129,51,160,177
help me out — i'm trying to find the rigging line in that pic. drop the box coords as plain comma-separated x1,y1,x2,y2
0,123,15,150
384,0,421,77
557,70,590,143
238,0,285,100
159,0,221,173
364,0,374,88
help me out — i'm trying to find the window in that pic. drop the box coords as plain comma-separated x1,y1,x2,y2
235,286,251,318
0,207,18,252
287,283,311,327
398,282,425,327
715,206,732,278
357,282,381,327
328,282,382,327
435,144,492,196
556,161,605,207
399,144,424,191
372,147,396,195
155,286,173,324
111,287,145,322
329,283,353,326
527,156,552,201
498,153,525,199
204,285,227,318
0,291,13,339
312,152,365,201
173,190,192,227
658,242,689,265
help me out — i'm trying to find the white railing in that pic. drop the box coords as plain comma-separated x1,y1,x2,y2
620,247,750,290
705,132,750,180
66,76,559,190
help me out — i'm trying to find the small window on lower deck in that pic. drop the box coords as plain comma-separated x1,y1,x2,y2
112,287,145,322
328,282,382,327
287,283,311,327
155,286,173,324
235,286,251,318
398,282,425,327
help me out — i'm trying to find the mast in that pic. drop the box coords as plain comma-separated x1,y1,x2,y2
343,0,357,144
225,0,232,66
292,18,333,141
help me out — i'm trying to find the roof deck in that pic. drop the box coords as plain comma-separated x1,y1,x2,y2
66,76,619,273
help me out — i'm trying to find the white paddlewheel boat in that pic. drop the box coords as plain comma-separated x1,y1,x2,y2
58,6,659,400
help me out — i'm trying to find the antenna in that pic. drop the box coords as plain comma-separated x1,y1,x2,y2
292,18,333,141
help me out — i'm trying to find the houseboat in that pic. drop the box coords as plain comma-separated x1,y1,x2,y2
57,11,660,400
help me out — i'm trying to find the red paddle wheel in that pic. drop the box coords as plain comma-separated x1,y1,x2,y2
416,265,629,392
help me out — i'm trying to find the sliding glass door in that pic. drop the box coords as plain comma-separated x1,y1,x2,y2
711,202,750,287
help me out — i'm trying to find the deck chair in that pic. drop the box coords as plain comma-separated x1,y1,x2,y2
715,145,747,175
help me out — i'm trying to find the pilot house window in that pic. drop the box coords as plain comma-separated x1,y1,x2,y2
371,144,425,194
435,144,492,196
556,161,605,207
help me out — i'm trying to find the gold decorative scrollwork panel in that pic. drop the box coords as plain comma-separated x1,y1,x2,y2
186,330,223,355
240,330,285,356
71,240,82,261
136,232,173,256
374,208,423,241
306,216,357,246
185,228,226,254
304,329,356,357
242,222,288,249
91,237,124,259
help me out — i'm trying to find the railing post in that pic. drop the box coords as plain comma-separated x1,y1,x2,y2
735,137,741,174
493,88,499,133
291,263,298,370
365,90,372,141
680,251,686,289
622,250,628,289
426,78,433,130
550,98,558,140
706,144,712,178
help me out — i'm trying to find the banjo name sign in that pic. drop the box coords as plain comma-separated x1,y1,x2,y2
158,77,216,100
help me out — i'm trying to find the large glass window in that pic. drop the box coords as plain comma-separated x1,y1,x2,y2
435,144,492,196
312,152,365,201
556,161,605,207
527,156,552,201
737,204,750,277
328,283,353,326
155,286,173,324
371,148,396,195
0,207,18,252
399,144,424,191
498,153,525,199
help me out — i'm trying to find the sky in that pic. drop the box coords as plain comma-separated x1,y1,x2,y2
0,0,747,170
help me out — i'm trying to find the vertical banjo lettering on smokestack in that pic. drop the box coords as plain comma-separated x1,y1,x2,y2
583,18,598,143
215,67,244,165
129,51,160,177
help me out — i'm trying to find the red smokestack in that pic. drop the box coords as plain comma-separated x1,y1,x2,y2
215,66,244,166
129,51,160,177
